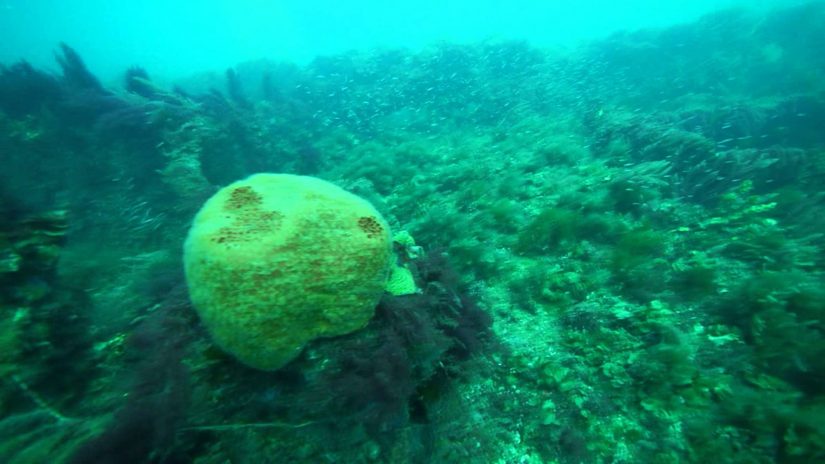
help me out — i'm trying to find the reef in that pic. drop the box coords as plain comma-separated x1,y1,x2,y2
1,2,825,463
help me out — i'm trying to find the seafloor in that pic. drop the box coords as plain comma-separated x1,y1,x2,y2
1,3,824,463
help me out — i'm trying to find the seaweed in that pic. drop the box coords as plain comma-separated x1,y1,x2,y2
54,43,106,94
68,287,197,464
0,61,62,117
225,68,249,108
514,207,579,256
124,66,158,99
303,249,491,441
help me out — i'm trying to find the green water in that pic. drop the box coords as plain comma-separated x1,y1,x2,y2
1,1,824,463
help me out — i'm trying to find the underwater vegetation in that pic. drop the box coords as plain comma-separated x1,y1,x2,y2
1,2,825,463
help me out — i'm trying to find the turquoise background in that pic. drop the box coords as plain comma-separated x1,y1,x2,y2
0,0,794,79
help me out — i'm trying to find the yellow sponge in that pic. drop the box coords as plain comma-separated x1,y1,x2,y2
183,173,392,370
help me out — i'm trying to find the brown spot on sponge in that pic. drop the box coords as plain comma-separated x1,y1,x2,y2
209,210,283,246
225,186,262,210
358,216,384,239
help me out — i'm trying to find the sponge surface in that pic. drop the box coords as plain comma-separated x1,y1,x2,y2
184,173,392,370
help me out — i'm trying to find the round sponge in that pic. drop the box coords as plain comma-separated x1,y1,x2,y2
183,173,392,371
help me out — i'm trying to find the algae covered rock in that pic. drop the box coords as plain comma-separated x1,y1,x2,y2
183,173,392,370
